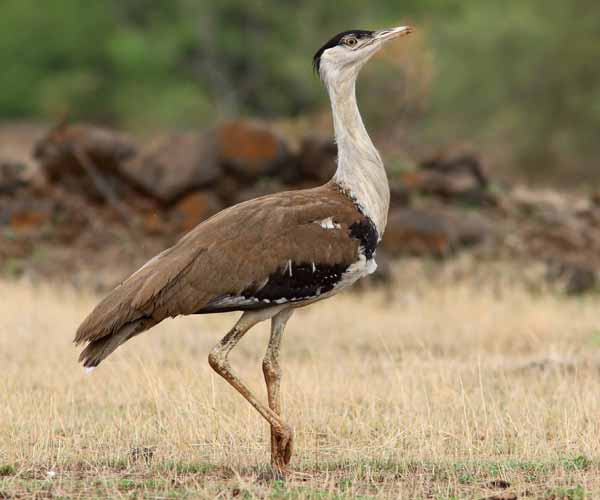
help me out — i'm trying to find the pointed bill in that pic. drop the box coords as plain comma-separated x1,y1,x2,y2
373,26,414,43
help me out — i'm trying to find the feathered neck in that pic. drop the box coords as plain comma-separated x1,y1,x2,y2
327,76,390,239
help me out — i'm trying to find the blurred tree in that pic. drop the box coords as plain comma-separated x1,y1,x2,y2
0,0,599,182
429,0,600,181
0,0,114,118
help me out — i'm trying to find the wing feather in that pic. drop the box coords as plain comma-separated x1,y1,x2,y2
75,183,367,345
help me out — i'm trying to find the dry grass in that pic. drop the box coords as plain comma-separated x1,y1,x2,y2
1,263,600,499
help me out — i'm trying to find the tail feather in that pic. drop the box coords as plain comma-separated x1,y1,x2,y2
78,317,155,368
74,288,142,346
74,236,202,368
74,267,160,367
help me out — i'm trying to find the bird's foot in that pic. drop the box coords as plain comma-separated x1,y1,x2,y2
264,464,312,482
260,423,304,481
271,424,293,465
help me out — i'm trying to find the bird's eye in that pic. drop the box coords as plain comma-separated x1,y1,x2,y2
344,37,358,48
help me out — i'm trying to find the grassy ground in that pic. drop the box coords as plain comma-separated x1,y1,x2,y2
1,262,600,499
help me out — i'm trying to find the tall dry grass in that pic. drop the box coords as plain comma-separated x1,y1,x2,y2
1,265,599,498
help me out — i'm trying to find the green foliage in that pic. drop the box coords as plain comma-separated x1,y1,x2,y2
1,0,599,179
546,485,586,500
562,455,591,471
429,0,600,181
0,464,16,476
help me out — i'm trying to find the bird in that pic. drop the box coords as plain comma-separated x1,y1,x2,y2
74,25,414,476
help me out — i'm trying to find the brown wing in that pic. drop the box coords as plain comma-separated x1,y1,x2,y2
75,183,372,346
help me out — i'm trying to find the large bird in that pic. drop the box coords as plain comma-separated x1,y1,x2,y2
75,25,414,476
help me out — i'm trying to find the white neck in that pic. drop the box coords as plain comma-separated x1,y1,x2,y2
327,76,390,239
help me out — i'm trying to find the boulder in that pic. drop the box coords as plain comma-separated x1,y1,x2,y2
546,259,597,295
142,211,166,236
296,136,337,183
404,145,496,206
121,132,221,204
33,122,138,203
382,207,492,257
0,237,33,258
171,191,223,233
383,208,455,257
420,145,488,188
0,122,48,172
34,122,137,178
233,180,287,205
216,120,290,179
9,209,48,234
0,192,55,237
0,161,28,195
214,174,244,206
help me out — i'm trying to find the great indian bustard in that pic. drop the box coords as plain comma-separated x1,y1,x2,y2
75,26,414,475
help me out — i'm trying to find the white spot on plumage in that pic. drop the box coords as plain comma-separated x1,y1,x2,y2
317,217,340,230
366,258,377,274
210,295,259,308
312,262,316,273
85,366,96,374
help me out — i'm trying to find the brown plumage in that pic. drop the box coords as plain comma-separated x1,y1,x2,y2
75,182,368,367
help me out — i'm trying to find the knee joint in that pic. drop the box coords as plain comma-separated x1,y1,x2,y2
208,349,227,372
262,356,281,379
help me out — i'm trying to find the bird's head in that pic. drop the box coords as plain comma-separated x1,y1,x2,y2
313,26,414,85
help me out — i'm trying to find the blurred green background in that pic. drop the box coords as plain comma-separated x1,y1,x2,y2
1,0,599,184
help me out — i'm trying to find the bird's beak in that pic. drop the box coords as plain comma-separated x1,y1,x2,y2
373,26,414,43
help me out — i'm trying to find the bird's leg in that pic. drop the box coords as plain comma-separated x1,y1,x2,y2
208,308,295,474
263,309,294,471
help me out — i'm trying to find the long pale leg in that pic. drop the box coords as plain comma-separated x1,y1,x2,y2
262,309,294,469
208,307,294,473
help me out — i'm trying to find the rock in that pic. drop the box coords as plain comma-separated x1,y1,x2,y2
421,145,488,187
382,207,492,257
9,209,48,234
0,237,33,261
383,208,455,257
171,191,223,232
1,192,55,236
0,122,47,172
121,132,221,204
0,161,28,195
34,121,137,178
297,136,337,183
389,183,412,207
566,267,596,295
33,122,138,202
401,169,495,206
216,120,290,179
233,180,286,205
546,260,597,295
407,145,496,206
452,211,495,247
509,186,570,216
213,174,243,206
142,211,166,236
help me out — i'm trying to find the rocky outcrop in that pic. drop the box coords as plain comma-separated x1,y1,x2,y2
3,119,599,293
